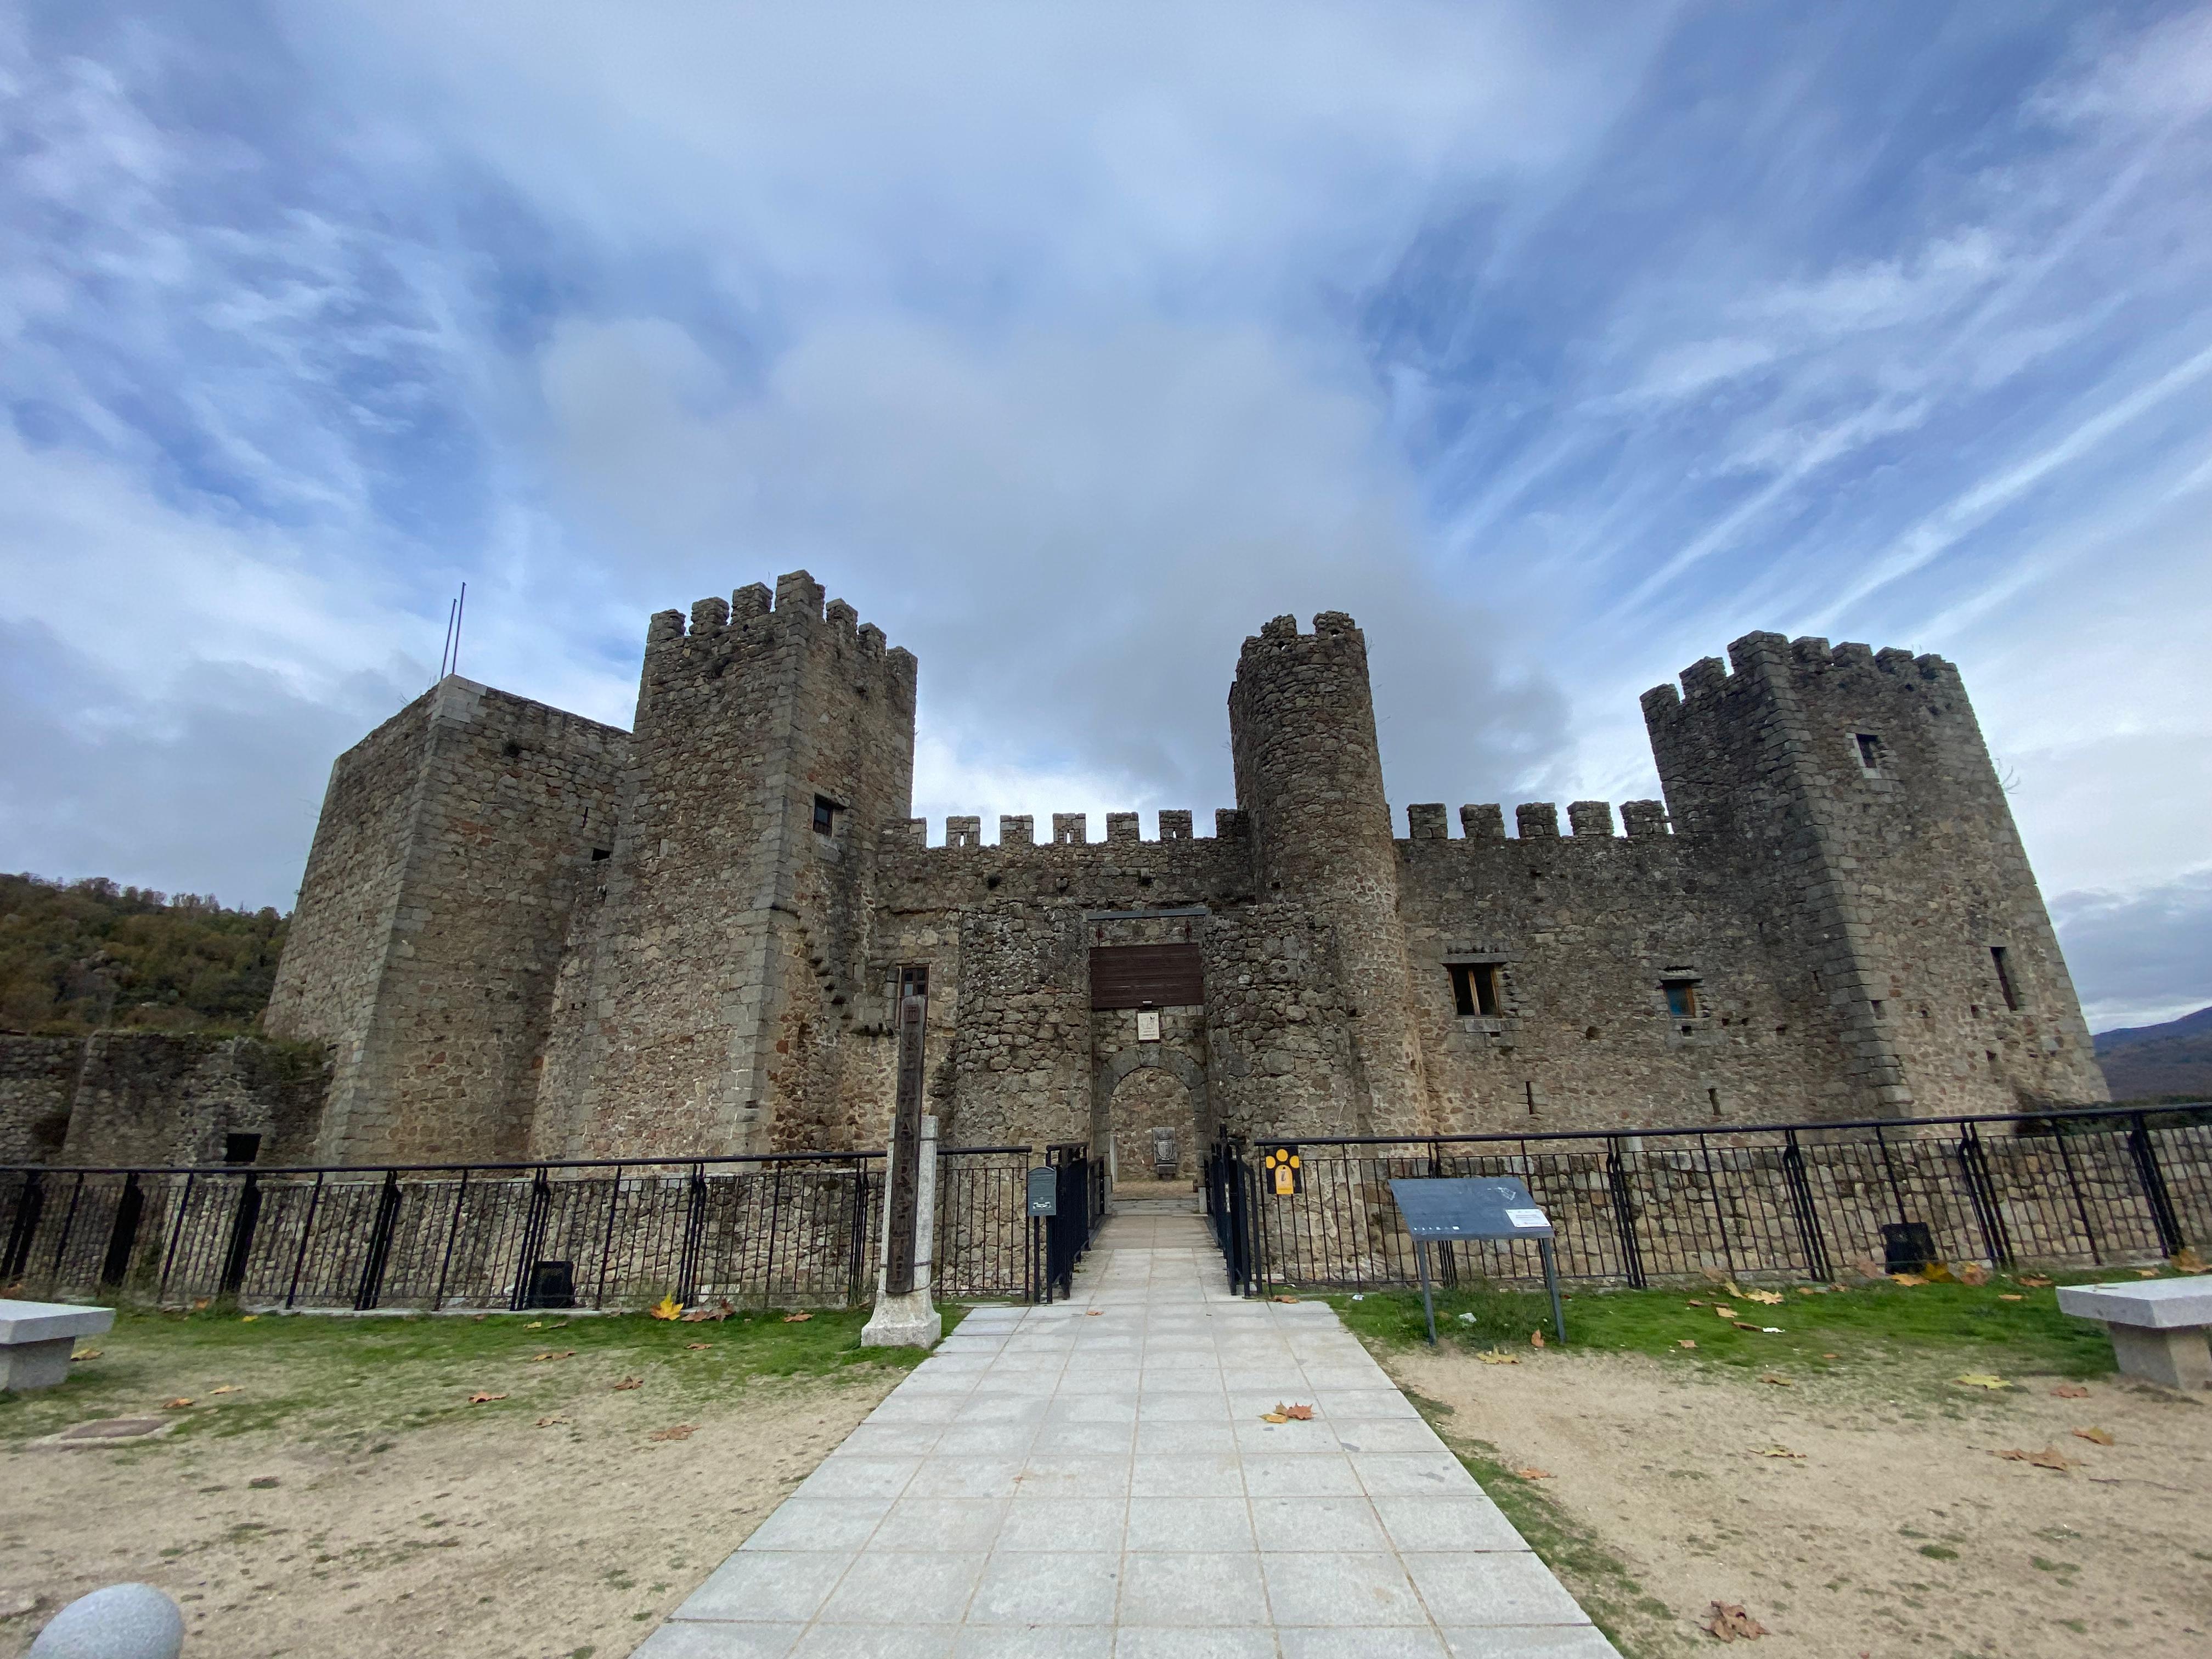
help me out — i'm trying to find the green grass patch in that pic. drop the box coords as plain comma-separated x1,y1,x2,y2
1400,1387,1681,1658
0,1300,969,1450
1325,1267,2157,1381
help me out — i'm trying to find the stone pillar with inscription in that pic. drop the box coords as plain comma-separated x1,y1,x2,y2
862,994,941,1349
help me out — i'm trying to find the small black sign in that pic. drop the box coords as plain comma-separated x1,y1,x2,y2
1026,1167,1059,1216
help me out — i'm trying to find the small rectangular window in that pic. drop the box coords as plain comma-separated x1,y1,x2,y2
223,1132,262,1166
812,795,839,835
1854,732,1883,775
899,963,929,1002
1448,962,1502,1018
1990,946,2021,1011
1662,979,1700,1019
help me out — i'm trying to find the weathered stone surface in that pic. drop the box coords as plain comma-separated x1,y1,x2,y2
26,1582,182,1658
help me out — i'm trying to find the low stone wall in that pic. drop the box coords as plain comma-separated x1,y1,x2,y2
0,1033,329,1169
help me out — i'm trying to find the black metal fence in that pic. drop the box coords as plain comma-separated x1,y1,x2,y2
0,1143,1097,1313
1204,1105,2212,1295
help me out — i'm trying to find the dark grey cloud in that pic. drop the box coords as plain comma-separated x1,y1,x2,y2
2051,870,2212,1032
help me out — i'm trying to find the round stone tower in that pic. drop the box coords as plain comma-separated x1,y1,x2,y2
1228,612,1429,1135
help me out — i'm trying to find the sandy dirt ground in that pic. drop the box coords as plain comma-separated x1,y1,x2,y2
1390,1344,2212,1658
0,1367,898,1658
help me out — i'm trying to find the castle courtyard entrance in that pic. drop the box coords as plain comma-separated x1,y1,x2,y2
1108,1062,1198,1188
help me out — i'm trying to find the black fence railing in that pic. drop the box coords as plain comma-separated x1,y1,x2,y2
1204,1105,2212,1295
1029,1142,1101,1302
1,1143,1098,1312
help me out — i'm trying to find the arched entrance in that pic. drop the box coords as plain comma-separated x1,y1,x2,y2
1099,1047,1207,1186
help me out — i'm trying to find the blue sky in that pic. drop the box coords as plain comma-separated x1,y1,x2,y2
3,2,2209,1029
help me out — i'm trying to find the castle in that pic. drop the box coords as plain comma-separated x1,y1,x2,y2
261,570,2107,1175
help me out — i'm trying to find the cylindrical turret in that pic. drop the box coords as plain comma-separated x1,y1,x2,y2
1228,612,1429,1133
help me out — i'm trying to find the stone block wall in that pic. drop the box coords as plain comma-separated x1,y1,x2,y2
0,1038,83,1163
0,1033,327,1169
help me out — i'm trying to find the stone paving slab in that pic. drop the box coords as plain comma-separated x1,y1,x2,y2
633,1204,1617,1657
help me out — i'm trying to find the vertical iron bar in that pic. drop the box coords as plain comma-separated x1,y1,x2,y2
47,1172,87,1290
1780,1130,1832,1282
218,1171,262,1298
2127,1113,2185,1257
285,1173,324,1308
590,1166,622,1312
433,1170,471,1312
1696,1133,1736,1277
2,1169,44,1282
2051,1126,2100,1263
158,1172,195,1304
354,1171,404,1312
1954,1125,2011,1267
1605,1137,1646,1288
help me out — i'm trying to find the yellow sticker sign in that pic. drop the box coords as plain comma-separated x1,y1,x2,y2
1263,1146,1301,1195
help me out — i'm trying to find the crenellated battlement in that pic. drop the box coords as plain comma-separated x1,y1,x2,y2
1644,630,1961,719
645,569,918,701
1403,799,1671,843
878,809,1246,851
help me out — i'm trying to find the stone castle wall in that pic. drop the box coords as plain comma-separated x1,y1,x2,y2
46,575,2102,1175
267,678,627,1163
0,1033,325,1169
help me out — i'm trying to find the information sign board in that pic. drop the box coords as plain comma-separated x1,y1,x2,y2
1025,1167,1059,1217
1387,1176,1565,1347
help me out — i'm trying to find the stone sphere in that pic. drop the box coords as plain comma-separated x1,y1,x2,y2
28,1583,184,1658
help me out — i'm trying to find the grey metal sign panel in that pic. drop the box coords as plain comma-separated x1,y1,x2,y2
1026,1167,1059,1216
1388,1176,1553,1240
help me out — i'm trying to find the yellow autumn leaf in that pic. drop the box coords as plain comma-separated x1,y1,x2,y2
1953,1373,2009,1390
1476,1350,1520,1365
649,1294,684,1322
2071,1426,2115,1446
1260,1412,1289,1424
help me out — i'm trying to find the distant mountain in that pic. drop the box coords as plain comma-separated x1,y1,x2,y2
2094,1005,2212,1102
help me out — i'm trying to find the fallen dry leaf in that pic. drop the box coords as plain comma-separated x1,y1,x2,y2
1678,1339,1698,1349
1741,1289,1785,1306
650,1294,684,1322
1260,1413,1289,1424
1085,1310,1103,1317
782,1311,813,1324
239,1314,258,1322
1955,1262,1990,1287
1760,1375,1793,1386
1796,1288,1820,1296
1686,1299,1707,1307
1274,1403,1316,1420
612,1377,642,1391
1994,1446,2076,1471
70,1349,101,1362
2017,1276,2053,1288
1921,1262,1955,1283
1954,1373,2008,1390
1272,1295,1300,1304
1713,1305,1737,1319
1700,1266,1731,1283
191,1298,210,1312
1514,1467,1552,1480
2051,1384,2090,1399
209,1385,241,1396
1706,1601,1768,1641
1821,1352,1839,1359
1997,1293,2023,1301
1755,1446,1804,1459
2136,1268,2160,1279
2174,1246,2207,1273
1850,1256,1883,1279
2072,1426,2115,1446
681,1299,738,1323
467,1392,507,1404
1732,1321,1767,1331
161,1398,193,1410
647,1424,697,1442
1529,1330,1545,1349
685,1341,710,1350
524,1320,546,1329
529,1350,577,1362
1889,1272,1926,1286
534,1414,569,1428
1476,1350,1520,1365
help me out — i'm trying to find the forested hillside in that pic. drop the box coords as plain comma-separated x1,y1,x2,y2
2095,1005,2212,1103
0,873,288,1036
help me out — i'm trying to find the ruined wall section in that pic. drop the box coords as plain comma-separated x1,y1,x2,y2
52,1035,325,1167
536,573,916,1159
1644,634,2106,1120
1396,801,1853,1131
1230,613,1429,1134
0,1038,83,1164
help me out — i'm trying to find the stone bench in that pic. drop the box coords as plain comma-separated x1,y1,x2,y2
2056,1278,2212,1390
0,1299,116,1391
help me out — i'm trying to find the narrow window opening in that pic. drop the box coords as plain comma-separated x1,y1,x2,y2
898,963,929,1003
1707,1087,1722,1118
1583,1025,1600,1041
812,795,839,836
590,847,611,862
1662,979,1700,1019
1870,999,1885,1020
1524,1081,1537,1116
1990,946,2021,1011
1447,963,1504,1018
223,1131,262,1166
1854,732,1884,775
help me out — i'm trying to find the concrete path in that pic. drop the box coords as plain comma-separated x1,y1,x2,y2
636,1199,1616,1657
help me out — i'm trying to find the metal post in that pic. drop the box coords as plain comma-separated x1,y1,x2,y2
1604,1136,1645,1288
218,1171,262,1299
1539,1237,1566,1345
1415,1238,1437,1346
434,1170,472,1312
354,1171,404,1312
2127,1113,2185,1257
284,1173,324,1308
1780,1130,1832,1282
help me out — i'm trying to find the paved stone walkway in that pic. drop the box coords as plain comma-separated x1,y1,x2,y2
636,1200,1615,1657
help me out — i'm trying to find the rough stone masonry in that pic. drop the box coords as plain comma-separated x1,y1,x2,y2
256,572,2107,1171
